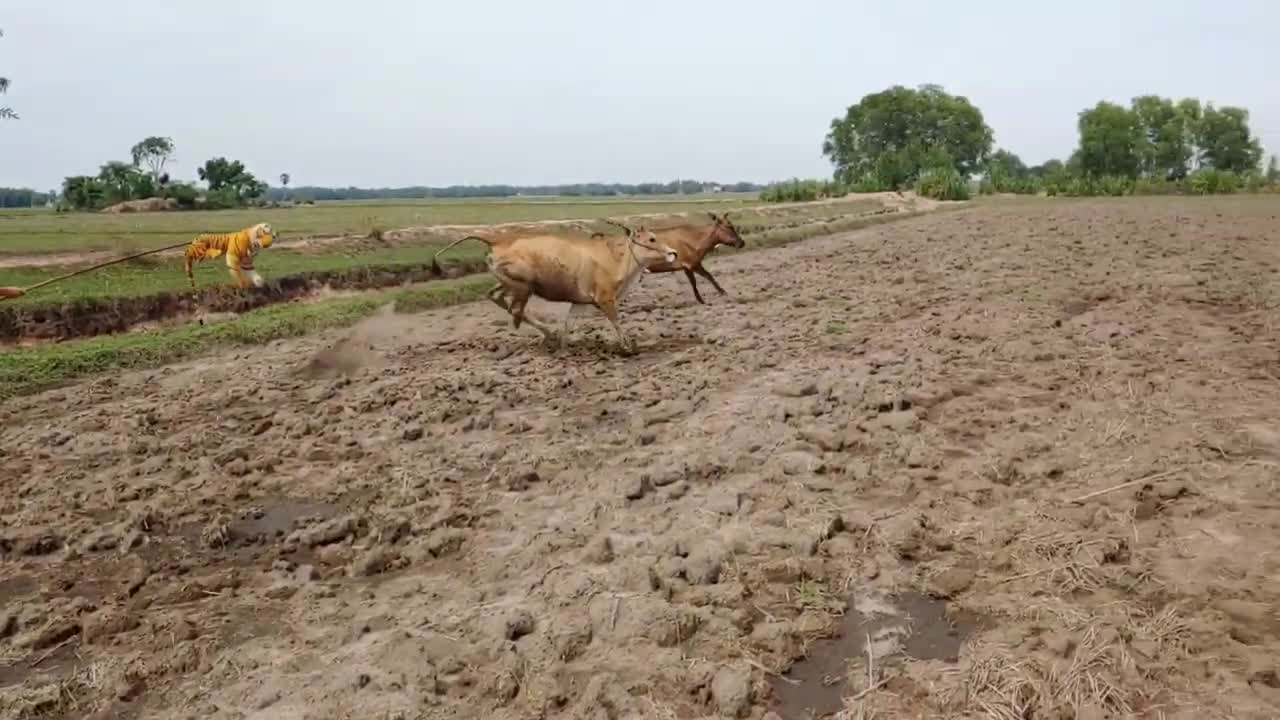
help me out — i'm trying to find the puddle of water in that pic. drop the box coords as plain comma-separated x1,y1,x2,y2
770,591,981,719
228,498,337,543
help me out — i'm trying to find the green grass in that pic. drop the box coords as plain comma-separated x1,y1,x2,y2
0,276,495,400
0,195,760,256
0,243,490,306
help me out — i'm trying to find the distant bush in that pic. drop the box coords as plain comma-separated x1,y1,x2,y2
1187,168,1240,195
759,178,848,203
203,187,242,210
914,167,970,201
163,182,199,208
1043,168,1273,197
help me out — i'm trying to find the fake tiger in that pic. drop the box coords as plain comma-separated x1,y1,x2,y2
183,222,276,290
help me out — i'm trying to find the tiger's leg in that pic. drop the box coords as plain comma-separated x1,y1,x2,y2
240,256,265,288
226,254,250,289
185,253,198,290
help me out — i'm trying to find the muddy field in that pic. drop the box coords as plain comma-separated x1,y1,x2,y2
3,197,1280,719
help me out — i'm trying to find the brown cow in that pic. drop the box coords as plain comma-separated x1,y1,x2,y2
431,222,678,352
596,212,745,304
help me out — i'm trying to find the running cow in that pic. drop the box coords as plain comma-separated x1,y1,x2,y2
599,212,745,304
431,222,678,352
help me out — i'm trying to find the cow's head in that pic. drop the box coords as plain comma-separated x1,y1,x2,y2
706,212,745,249
620,223,678,271
248,222,276,251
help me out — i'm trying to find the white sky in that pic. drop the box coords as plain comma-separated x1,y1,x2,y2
1,0,1277,190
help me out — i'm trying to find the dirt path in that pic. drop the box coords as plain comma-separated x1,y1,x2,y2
3,197,1280,719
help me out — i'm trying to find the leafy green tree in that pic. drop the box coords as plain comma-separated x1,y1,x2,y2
987,149,1028,179
0,29,14,120
62,176,107,209
130,137,175,186
198,157,267,203
1076,101,1143,178
1267,155,1279,183
822,84,993,189
97,161,154,202
1195,104,1263,174
1131,95,1196,179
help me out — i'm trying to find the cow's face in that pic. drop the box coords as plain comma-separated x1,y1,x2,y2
627,225,679,270
707,212,745,249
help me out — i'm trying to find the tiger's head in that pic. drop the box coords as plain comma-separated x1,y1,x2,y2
248,222,275,252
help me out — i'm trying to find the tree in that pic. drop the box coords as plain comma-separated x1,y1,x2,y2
279,172,290,200
1267,155,1279,184
198,156,267,203
130,137,175,185
1195,104,1263,174
62,176,106,210
987,149,1028,178
1028,159,1065,178
1131,95,1196,179
0,29,15,120
1076,101,1143,178
97,161,153,203
822,84,993,189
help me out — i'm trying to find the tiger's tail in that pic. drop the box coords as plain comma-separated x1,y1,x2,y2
184,240,203,290
184,233,225,290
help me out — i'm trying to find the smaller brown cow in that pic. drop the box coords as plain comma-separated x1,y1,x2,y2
597,212,745,304
431,223,678,352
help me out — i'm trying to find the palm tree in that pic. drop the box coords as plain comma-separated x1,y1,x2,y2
0,29,14,120
279,172,291,200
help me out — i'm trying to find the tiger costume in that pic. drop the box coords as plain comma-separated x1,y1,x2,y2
183,222,276,290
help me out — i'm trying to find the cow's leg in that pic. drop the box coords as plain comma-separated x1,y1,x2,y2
487,283,511,311
508,289,531,329
596,300,634,353
563,304,575,333
508,290,558,340
492,263,557,340
694,264,728,295
683,269,706,304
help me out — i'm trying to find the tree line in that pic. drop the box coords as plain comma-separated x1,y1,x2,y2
763,84,1278,202
265,180,762,203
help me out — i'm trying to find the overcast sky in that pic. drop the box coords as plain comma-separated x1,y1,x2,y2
1,1,1277,190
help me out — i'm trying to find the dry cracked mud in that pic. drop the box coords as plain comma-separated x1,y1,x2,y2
3,196,1280,719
